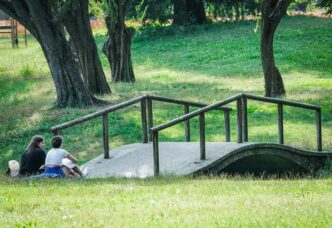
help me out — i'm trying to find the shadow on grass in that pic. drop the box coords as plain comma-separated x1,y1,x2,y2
96,16,332,80
0,171,318,187
1,75,330,171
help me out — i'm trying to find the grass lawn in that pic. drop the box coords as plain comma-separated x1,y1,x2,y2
0,16,331,170
0,15,331,226
0,176,332,227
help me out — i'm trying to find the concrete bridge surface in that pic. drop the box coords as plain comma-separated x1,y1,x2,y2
82,142,331,178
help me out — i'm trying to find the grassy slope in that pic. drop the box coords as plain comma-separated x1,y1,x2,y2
0,15,332,227
0,16,331,169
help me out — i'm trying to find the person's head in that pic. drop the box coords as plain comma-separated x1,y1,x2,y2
26,135,45,150
51,136,63,148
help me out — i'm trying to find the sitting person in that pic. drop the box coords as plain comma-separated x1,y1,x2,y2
44,136,80,178
19,135,46,176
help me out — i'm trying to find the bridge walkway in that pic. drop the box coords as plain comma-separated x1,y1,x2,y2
82,142,331,178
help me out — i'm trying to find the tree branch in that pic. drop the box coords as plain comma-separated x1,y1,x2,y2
269,0,292,19
0,0,18,19
52,0,75,23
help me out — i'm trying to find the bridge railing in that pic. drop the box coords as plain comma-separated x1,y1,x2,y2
50,95,232,159
151,93,322,176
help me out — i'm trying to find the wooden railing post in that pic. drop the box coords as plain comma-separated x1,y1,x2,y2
242,96,248,142
24,28,27,46
184,104,190,142
199,113,206,160
224,110,231,142
11,19,14,47
53,131,59,136
147,98,153,142
152,131,159,176
278,103,284,144
141,98,148,143
103,113,109,159
237,98,243,143
316,108,322,151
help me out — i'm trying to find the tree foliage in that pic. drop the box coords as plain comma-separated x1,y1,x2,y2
205,0,260,21
317,0,332,13
127,0,172,25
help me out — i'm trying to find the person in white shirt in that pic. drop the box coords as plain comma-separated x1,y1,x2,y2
44,136,82,177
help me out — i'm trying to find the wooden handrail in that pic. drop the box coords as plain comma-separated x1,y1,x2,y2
49,94,233,159
50,95,233,133
0,25,15,30
50,95,147,133
149,95,232,111
49,92,322,177
150,94,241,132
244,94,320,110
151,93,323,176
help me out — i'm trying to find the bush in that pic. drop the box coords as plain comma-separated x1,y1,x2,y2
133,21,223,42
19,65,34,80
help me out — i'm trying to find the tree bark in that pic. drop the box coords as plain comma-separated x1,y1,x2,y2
173,0,187,25
261,0,291,97
103,0,135,83
0,0,101,107
63,0,111,95
173,0,207,25
39,30,96,107
186,0,207,24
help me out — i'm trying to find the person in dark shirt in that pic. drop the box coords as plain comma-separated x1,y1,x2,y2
19,135,46,176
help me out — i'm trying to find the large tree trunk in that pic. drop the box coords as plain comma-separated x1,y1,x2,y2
186,0,207,24
63,0,111,95
261,0,291,97
40,31,96,107
103,0,135,83
0,0,100,107
173,0,207,25
173,0,187,25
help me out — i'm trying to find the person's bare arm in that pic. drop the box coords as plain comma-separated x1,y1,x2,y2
66,154,78,164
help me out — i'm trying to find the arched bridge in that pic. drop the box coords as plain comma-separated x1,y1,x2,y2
50,94,332,178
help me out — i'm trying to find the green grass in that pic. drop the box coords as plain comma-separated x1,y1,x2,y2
0,176,331,227
0,16,332,170
0,15,332,226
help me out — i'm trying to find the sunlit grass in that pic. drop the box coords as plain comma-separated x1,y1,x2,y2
0,176,331,227
0,16,331,171
0,15,331,227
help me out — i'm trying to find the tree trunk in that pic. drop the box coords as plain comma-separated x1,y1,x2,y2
173,0,187,25
234,1,240,21
261,0,291,97
173,0,207,25
103,0,135,83
186,0,207,24
0,0,101,107
261,32,285,97
63,0,111,95
40,31,96,107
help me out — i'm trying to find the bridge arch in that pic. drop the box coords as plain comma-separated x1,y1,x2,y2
197,143,328,176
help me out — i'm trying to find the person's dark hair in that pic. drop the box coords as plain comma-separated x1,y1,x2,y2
26,135,44,150
51,136,63,148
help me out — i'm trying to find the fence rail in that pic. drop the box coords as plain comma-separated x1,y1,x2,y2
50,94,232,159
151,93,322,176
50,93,323,176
